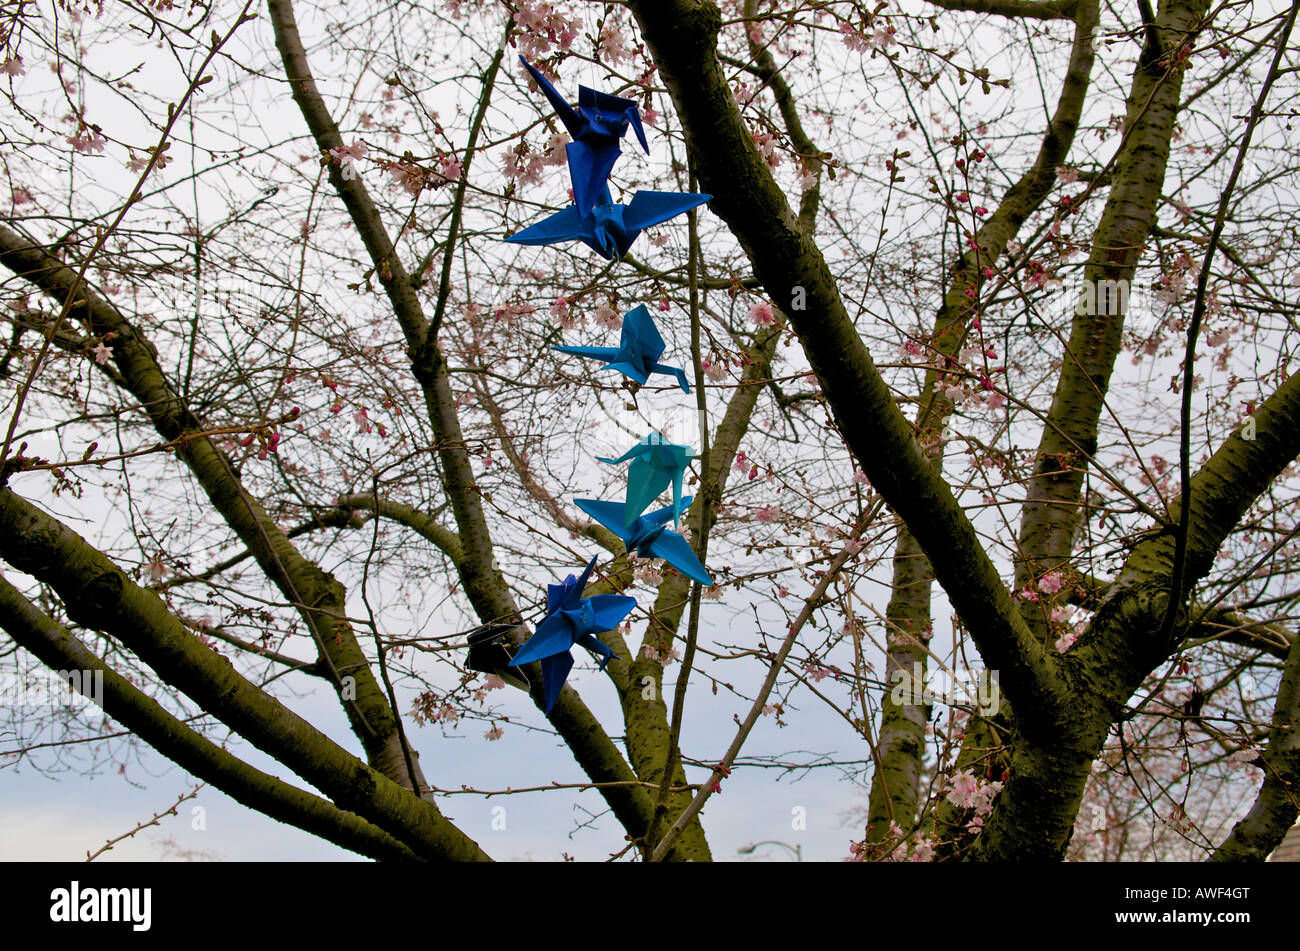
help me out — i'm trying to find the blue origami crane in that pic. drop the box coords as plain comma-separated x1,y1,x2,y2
574,496,713,587
519,56,649,216
505,185,711,262
508,555,635,713
597,432,695,528
553,303,691,393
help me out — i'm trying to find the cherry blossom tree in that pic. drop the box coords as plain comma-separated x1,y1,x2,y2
0,0,1297,861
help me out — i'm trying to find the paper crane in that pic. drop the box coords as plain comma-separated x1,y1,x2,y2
464,615,529,690
505,184,710,262
508,555,635,713
574,496,713,587
597,432,694,528
553,303,691,393
519,56,649,216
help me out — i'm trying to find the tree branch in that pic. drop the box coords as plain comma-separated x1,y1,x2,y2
926,0,1079,17
0,223,420,790
0,575,418,861
628,0,1065,726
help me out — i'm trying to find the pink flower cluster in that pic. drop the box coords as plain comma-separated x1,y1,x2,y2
513,0,580,59
944,768,1003,832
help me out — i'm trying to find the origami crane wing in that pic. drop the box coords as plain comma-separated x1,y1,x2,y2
510,612,579,668
620,304,666,362
585,593,637,632
539,651,574,713
506,206,586,247
578,85,650,153
519,56,583,139
623,191,712,233
644,528,713,587
552,344,621,363
567,141,621,219
600,359,651,385
573,498,634,543
555,342,654,385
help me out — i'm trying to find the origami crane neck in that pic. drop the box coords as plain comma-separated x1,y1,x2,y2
586,191,627,257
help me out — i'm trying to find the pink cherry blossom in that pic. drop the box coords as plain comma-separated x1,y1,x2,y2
1039,571,1065,594
869,26,898,50
748,301,776,326
598,18,631,65
751,132,779,168
388,162,425,196
331,139,368,162
803,660,833,682
946,770,980,808
145,555,167,583
635,563,664,586
92,341,112,365
67,130,107,154
541,132,568,167
437,154,463,181
594,300,621,329
839,22,870,52
550,296,580,329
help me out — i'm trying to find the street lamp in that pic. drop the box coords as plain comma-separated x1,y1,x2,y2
737,840,802,861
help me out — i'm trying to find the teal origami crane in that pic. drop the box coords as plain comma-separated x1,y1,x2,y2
574,496,713,587
508,555,635,713
553,303,691,393
505,185,710,262
597,432,694,528
519,56,649,217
